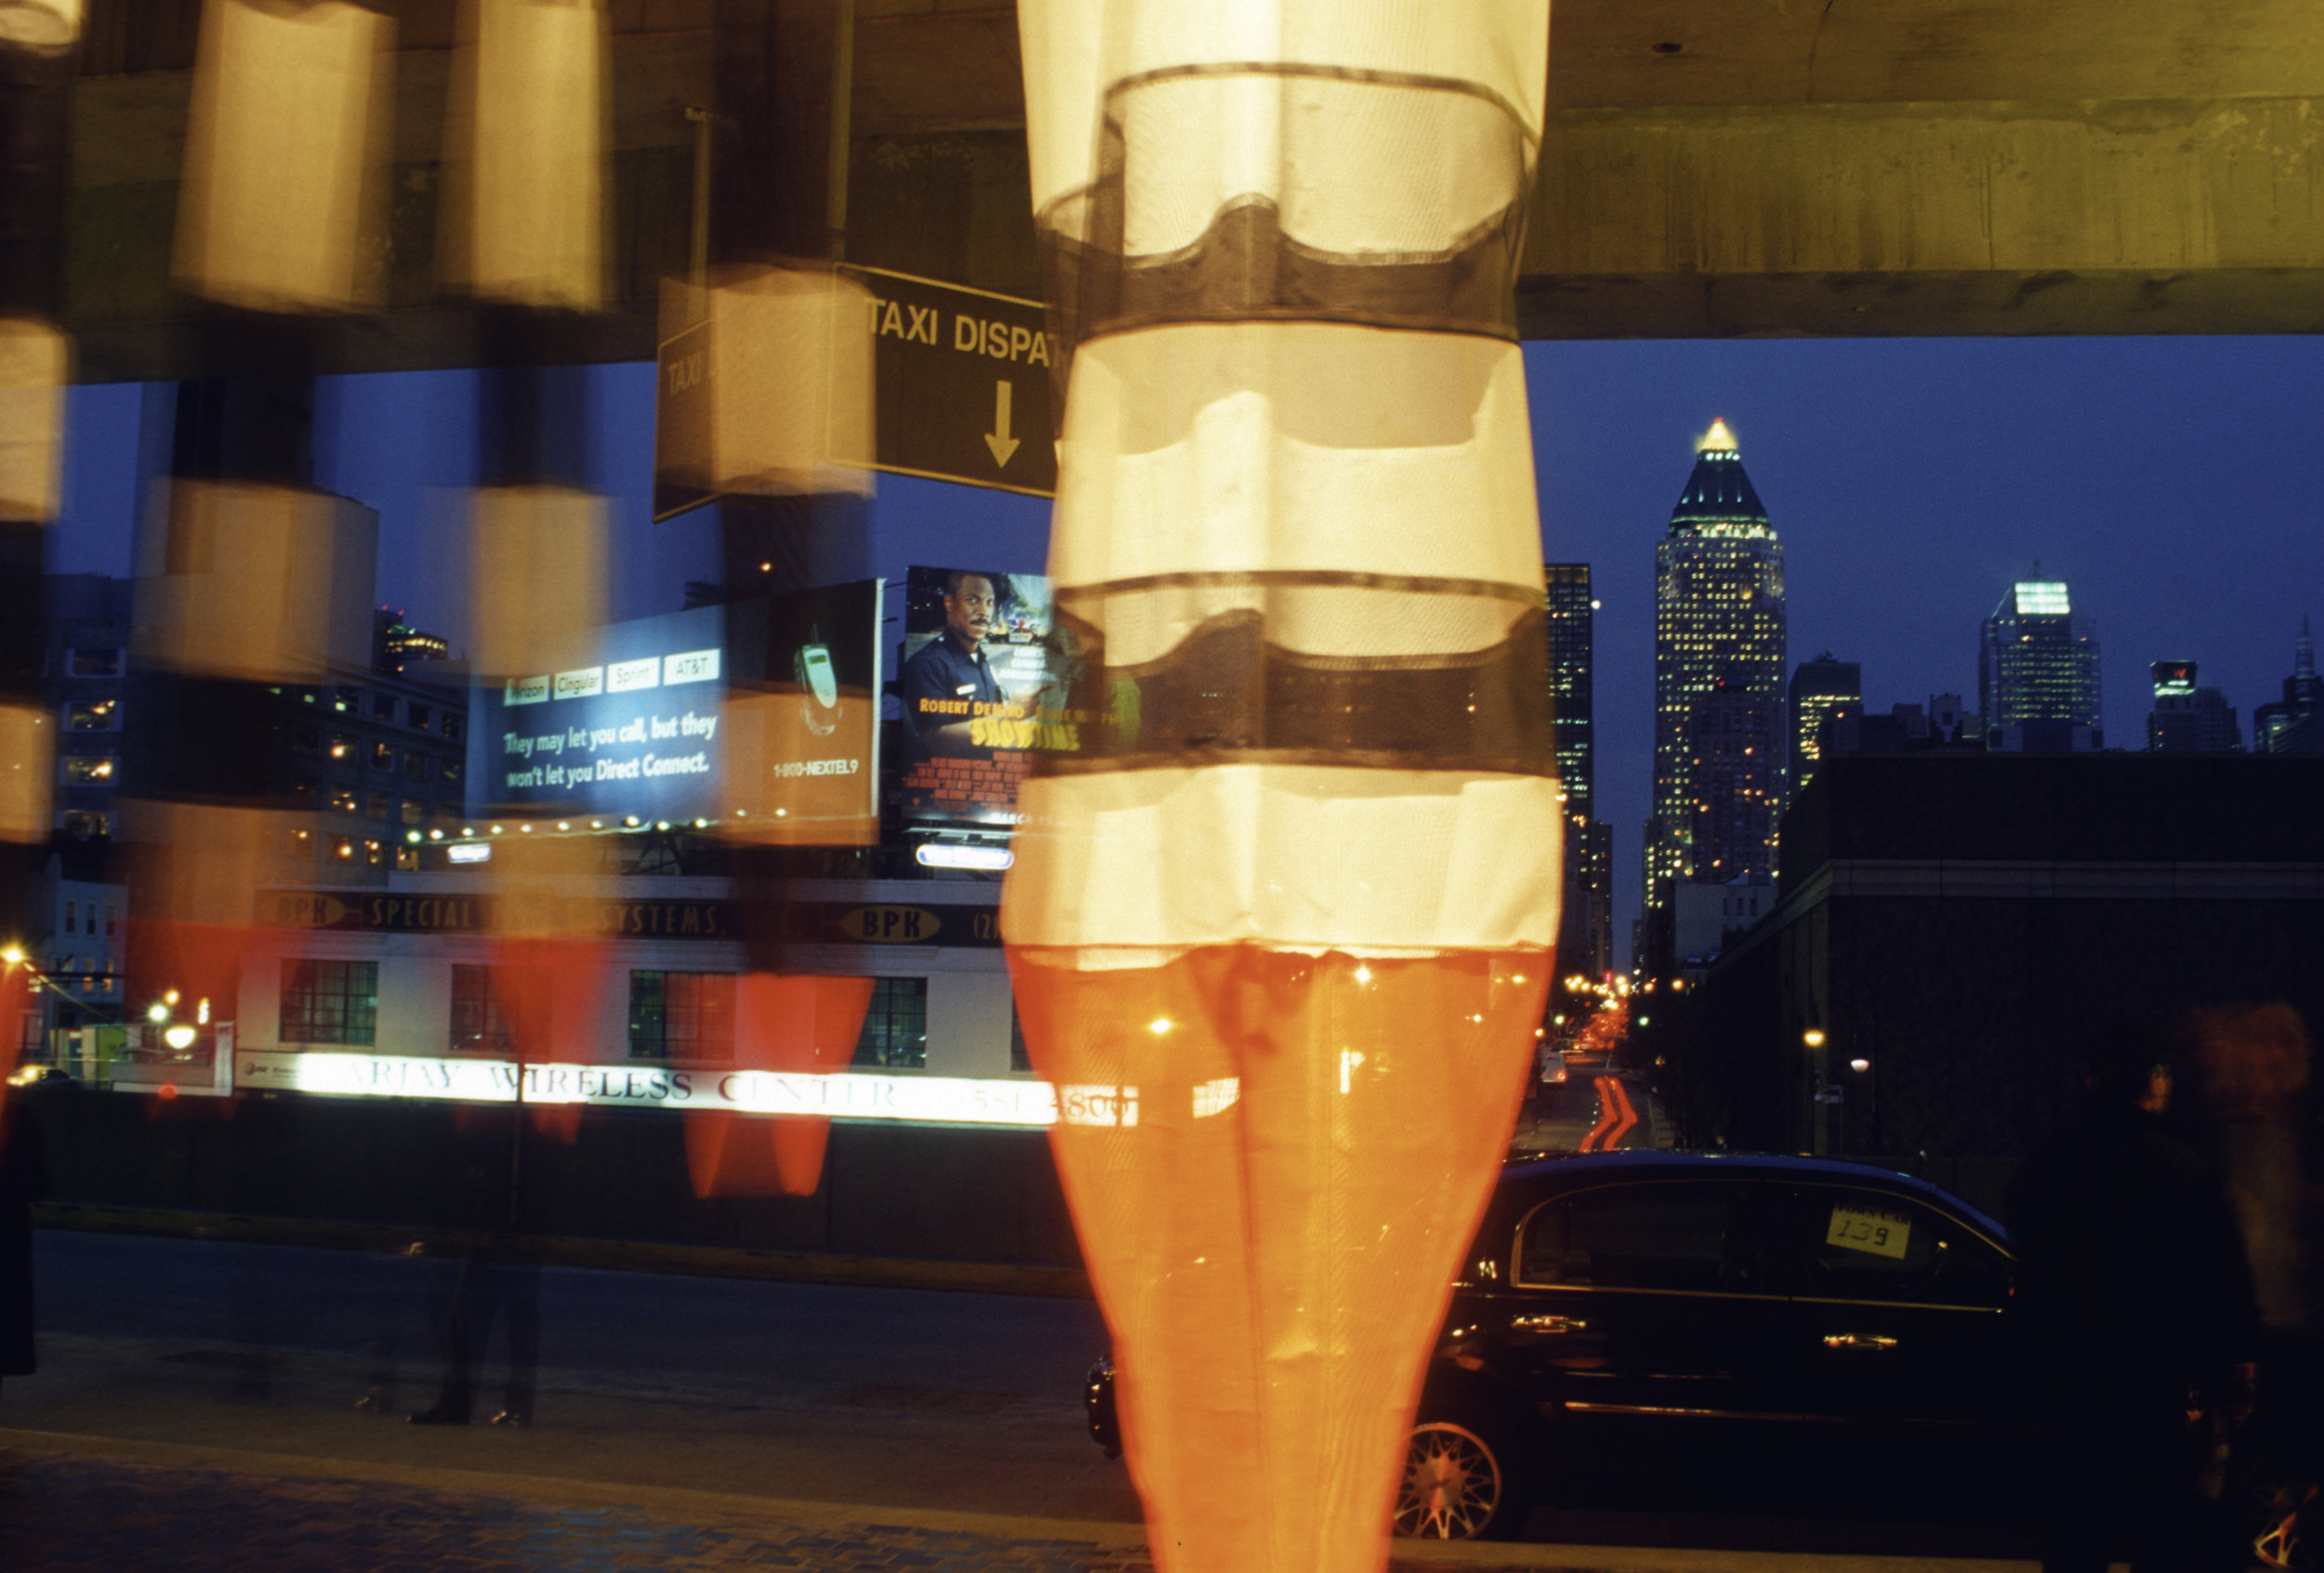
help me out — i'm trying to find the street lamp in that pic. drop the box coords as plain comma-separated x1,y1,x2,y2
1802,1028,1827,1049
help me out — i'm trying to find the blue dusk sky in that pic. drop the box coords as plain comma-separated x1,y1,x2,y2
48,337,2324,952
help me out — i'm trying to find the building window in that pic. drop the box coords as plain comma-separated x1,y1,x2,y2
442,714,464,743
363,839,385,867
367,789,391,820
280,958,377,1045
394,846,419,871
403,751,428,779
450,965,512,1055
409,703,432,732
61,899,74,935
330,834,359,864
290,778,317,806
852,978,928,1069
334,684,362,713
67,699,119,732
627,972,736,1062
440,758,462,786
105,904,117,938
289,826,313,854
329,733,355,762
330,786,359,814
62,810,109,839
291,722,320,755
67,648,122,678
400,799,423,826
372,740,395,771
372,694,397,723
61,755,115,784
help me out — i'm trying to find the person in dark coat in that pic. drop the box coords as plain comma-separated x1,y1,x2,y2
0,1089,49,1395
407,1100,538,1429
2009,1021,2265,1573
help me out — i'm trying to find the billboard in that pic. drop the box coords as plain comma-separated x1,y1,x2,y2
896,566,1082,829
469,582,881,841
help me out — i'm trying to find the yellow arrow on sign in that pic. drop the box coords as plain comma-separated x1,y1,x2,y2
984,380,1020,469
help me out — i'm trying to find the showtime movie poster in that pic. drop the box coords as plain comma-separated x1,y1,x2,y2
897,566,1083,828
469,583,882,841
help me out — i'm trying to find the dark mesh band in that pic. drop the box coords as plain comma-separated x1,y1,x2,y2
1034,574,1553,778
1037,61,1535,382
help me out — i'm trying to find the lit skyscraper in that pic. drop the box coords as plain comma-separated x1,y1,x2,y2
2146,660,2240,754
1788,653,1861,812
1546,563,1611,976
1978,572,2102,751
1646,418,1787,927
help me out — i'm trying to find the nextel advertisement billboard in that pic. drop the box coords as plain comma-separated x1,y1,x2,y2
470,582,881,841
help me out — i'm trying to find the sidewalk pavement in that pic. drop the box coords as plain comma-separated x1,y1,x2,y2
0,1429,2042,1573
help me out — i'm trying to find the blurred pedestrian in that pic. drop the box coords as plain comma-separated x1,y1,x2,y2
408,1101,538,1429
2009,1020,2263,1573
2178,1004,2320,1565
0,1086,50,1401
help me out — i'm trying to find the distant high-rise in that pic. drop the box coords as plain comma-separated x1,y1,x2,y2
1545,563,1612,977
1978,572,2101,752
1787,653,1861,812
1647,419,1786,929
1544,564,1595,818
373,607,450,675
2146,660,2240,754
2253,618,2321,754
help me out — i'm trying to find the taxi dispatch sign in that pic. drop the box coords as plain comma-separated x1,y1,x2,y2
653,264,1055,519
833,265,1058,497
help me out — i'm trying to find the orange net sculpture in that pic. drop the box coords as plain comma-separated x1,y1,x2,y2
1007,7,1556,1571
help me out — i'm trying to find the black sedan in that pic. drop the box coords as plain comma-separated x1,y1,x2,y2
1087,1151,2020,1540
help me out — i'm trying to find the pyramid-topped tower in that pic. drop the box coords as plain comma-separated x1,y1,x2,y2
1645,420,1788,960
1669,417,1770,531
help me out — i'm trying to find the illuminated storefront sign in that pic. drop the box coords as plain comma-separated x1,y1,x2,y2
257,892,1005,946
235,1050,1128,1128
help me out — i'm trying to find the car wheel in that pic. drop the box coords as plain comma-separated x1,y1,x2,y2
1393,1410,1532,1541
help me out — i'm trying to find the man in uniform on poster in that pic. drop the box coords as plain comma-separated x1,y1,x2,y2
901,570,1010,766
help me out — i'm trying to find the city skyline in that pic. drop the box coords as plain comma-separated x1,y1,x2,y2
43,336,2324,958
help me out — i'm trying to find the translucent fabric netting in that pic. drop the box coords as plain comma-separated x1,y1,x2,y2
1020,3,1551,221
1010,7,1552,1567
1037,69,1527,367
441,0,608,311
1010,944,1548,1573
174,0,393,314
468,487,614,1142
0,319,67,524
1049,326,1541,590
1063,572,1538,663
1002,764,1560,956
1037,588,1552,775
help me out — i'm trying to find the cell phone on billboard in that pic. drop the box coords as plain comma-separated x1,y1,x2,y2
797,641,839,734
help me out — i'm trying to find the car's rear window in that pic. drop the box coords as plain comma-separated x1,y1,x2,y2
1516,1183,1763,1295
